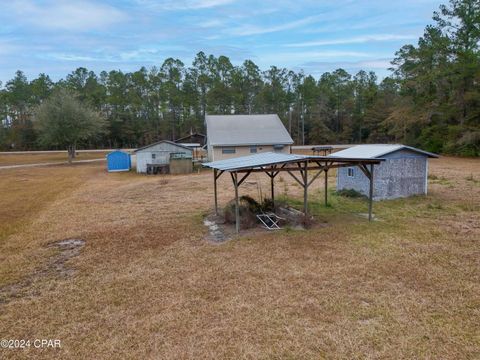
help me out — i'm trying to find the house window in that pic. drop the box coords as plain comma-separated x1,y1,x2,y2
152,153,156,159
222,148,236,154
347,168,354,177
273,144,284,151
250,146,257,153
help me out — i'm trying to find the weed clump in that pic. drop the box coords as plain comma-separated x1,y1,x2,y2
224,196,276,229
336,188,365,198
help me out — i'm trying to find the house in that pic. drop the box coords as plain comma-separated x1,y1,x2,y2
106,150,131,172
206,114,294,161
134,140,193,174
330,144,438,200
175,131,207,160
174,131,206,147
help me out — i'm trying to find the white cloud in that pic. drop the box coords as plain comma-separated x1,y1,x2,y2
43,53,101,62
199,19,226,28
0,40,21,56
259,50,371,65
286,34,417,47
135,0,235,10
229,15,325,36
6,0,127,31
356,59,392,69
295,58,394,76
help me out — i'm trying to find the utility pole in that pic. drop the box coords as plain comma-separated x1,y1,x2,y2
288,106,292,136
301,102,305,145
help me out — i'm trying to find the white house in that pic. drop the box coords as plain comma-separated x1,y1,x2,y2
206,114,294,161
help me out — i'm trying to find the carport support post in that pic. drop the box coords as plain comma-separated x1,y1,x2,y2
270,172,275,207
234,172,240,233
368,164,374,221
303,161,308,215
214,169,218,215
324,169,328,206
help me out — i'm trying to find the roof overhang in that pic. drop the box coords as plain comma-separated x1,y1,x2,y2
203,152,383,172
210,142,294,147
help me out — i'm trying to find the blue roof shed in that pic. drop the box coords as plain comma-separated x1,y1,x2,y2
107,150,131,172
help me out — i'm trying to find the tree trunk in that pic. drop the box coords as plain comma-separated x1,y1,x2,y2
67,144,76,163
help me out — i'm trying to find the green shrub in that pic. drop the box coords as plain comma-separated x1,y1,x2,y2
336,188,365,198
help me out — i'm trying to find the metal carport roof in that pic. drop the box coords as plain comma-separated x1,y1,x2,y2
203,152,385,232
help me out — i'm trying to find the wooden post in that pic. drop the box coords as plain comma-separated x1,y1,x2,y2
214,169,218,215
368,164,374,221
234,172,240,233
270,172,275,207
324,169,328,206
303,161,308,215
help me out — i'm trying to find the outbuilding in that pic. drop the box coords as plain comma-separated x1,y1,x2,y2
134,140,193,174
206,114,293,161
106,150,131,172
331,144,438,200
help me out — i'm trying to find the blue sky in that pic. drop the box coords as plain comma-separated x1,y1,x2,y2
0,0,444,83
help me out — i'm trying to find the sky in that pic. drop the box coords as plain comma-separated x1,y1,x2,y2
0,0,444,83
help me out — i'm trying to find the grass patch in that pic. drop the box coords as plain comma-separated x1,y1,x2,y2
0,151,108,166
0,157,479,359
465,173,480,185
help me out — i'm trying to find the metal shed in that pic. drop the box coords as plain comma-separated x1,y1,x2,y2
106,150,131,172
331,145,438,200
134,140,193,173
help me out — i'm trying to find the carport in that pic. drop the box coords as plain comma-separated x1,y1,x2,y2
203,152,384,233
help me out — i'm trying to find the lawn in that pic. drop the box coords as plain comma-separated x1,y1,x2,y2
0,151,109,166
0,157,479,359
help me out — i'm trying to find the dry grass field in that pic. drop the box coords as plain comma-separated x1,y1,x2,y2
0,157,479,359
0,151,108,166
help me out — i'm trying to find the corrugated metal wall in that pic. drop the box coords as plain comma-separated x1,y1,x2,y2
336,149,428,200
135,142,193,173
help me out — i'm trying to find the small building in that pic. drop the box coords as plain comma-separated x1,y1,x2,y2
106,150,131,172
134,140,193,174
170,153,193,174
174,131,206,147
206,114,294,161
331,144,438,200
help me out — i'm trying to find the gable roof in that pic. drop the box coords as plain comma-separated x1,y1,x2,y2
206,114,293,146
174,132,206,142
328,144,438,159
134,140,193,153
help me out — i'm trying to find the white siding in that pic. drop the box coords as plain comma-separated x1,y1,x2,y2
135,142,193,173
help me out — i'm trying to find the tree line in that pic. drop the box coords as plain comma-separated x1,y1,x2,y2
0,0,478,156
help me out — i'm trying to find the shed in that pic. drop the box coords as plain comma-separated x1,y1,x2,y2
134,140,193,173
206,114,293,161
330,144,438,200
106,150,131,172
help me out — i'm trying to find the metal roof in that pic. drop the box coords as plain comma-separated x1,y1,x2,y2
134,140,193,153
203,152,308,171
206,114,294,146
328,144,438,159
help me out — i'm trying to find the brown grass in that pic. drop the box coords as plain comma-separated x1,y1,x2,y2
0,157,479,359
0,152,108,166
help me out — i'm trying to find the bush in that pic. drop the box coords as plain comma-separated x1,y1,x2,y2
223,195,278,229
336,188,365,198
224,196,259,229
